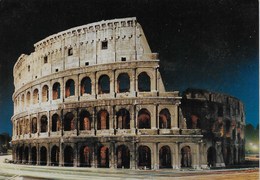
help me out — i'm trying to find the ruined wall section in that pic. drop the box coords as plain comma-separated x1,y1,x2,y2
181,89,246,166
13,17,164,92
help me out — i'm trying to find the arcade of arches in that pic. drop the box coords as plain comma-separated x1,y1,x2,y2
14,107,174,136
14,143,204,169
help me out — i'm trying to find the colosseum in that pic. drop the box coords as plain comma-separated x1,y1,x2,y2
11,17,245,170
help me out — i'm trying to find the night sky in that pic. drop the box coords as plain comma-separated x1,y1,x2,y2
0,0,258,135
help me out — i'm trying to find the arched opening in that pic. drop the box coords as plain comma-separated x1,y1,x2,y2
138,72,150,92
18,147,23,163
19,121,23,135
24,146,29,164
65,79,75,97
80,146,91,167
97,110,109,130
138,146,151,169
52,114,61,132
116,145,130,169
159,109,171,129
117,73,130,93
187,114,201,129
79,110,91,130
80,77,92,95
31,146,37,165
207,146,216,167
26,91,31,107
98,146,109,168
64,112,75,131
33,89,39,104
64,146,74,166
42,85,49,102
40,115,48,133
40,146,47,166
116,109,130,129
225,120,231,137
98,75,110,94
138,109,151,129
52,82,61,100
159,146,172,168
181,146,192,168
51,145,59,166
31,117,37,134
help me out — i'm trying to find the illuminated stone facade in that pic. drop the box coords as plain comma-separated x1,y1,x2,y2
11,17,244,169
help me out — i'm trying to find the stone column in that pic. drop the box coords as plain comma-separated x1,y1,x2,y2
36,144,40,165
130,141,137,169
59,143,64,166
92,108,96,135
155,67,158,92
151,105,157,130
110,106,115,133
215,141,225,167
37,113,40,137
47,143,51,166
39,86,42,105
110,142,115,168
174,143,180,169
94,71,97,97
130,106,135,134
48,111,50,137
134,68,137,96
172,105,178,128
194,143,200,169
61,77,65,102
111,69,115,97
154,143,159,170
113,106,117,131
28,144,31,164
49,81,53,104
130,68,135,95
74,144,78,167
91,145,95,168
75,74,79,98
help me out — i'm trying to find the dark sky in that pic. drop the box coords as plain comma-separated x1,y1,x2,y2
0,0,258,135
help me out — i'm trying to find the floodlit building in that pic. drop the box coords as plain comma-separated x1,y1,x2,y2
11,17,245,169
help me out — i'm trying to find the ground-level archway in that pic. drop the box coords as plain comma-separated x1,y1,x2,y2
116,145,130,169
51,145,59,166
40,146,47,165
31,146,37,165
181,146,192,168
138,146,151,169
80,146,92,167
98,146,109,168
24,146,29,164
207,146,216,167
159,146,172,168
64,146,74,166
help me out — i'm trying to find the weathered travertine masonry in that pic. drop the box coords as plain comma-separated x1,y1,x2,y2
11,17,245,169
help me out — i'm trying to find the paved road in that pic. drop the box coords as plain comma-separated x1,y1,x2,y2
0,155,259,180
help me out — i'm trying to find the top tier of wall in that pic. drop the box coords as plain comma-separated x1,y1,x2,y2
13,17,158,91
